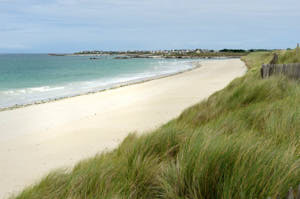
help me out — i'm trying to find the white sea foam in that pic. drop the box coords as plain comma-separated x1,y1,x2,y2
2,86,65,95
29,86,65,92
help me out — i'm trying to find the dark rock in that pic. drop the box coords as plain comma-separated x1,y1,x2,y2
89,57,100,60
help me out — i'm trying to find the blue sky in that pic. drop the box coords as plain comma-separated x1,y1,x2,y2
0,0,299,53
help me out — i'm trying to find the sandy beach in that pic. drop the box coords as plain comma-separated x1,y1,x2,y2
0,59,246,198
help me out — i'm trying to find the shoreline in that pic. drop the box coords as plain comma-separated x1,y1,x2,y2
0,61,202,112
0,59,246,199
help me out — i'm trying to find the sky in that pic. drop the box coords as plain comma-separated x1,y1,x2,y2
0,0,299,53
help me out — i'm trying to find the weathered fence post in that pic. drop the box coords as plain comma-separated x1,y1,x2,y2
288,187,295,199
296,184,300,199
270,53,279,64
261,64,265,78
261,64,270,78
297,43,299,56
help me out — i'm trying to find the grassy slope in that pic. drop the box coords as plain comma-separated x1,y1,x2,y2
13,50,300,199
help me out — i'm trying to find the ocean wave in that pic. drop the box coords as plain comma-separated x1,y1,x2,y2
1,86,65,95
0,59,200,109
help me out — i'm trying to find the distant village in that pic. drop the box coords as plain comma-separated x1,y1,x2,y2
75,49,214,55
49,49,269,59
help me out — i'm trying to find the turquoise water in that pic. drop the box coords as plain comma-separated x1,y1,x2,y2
0,54,200,108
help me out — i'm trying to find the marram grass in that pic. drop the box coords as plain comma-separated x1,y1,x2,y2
12,50,300,199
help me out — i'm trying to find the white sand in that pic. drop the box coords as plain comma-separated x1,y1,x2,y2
0,59,246,198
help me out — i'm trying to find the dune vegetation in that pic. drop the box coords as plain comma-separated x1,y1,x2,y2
12,50,300,199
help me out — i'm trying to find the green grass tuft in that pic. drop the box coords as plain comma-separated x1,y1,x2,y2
277,49,300,64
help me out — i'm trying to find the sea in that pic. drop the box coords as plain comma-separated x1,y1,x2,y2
0,54,202,109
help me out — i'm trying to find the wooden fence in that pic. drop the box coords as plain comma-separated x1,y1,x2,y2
261,63,300,79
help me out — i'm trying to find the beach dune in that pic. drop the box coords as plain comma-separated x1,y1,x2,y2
0,59,246,198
